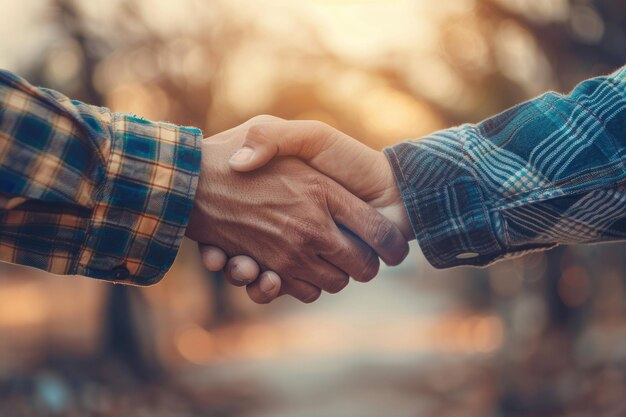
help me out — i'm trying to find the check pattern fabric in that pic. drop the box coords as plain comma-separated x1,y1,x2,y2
0,70,202,285
386,65,626,268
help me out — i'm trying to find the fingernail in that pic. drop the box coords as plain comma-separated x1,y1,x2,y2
231,263,245,284
259,273,278,293
230,147,255,163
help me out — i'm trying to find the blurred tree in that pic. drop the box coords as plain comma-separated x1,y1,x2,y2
51,0,161,379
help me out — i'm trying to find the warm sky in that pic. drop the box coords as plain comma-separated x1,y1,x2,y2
0,0,473,71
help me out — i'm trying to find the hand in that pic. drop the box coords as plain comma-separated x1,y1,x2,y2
199,118,413,303
187,116,409,303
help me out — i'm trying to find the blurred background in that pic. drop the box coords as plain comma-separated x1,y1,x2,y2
1,0,626,416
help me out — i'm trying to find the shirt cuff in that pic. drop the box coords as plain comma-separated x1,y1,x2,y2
384,125,503,268
76,114,202,285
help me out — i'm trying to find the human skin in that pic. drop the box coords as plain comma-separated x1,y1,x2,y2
186,117,409,303
197,118,413,303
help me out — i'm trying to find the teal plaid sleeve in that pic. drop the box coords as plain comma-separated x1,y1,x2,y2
0,70,202,285
386,65,626,268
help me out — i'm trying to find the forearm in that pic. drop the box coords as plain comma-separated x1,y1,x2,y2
0,70,202,284
386,65,626,268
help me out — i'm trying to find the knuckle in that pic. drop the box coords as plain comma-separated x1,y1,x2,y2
247,115,283,138
386,242,409,266
303,232,324,248
312,121,342,147
371,218,395,249
359,255,380,282
304,176,333,207
249,114,279,124
246,123,269,142
320,242,345,261
305,174,329,195
290,217,325,248
310,120,331,133
325,274,350,294
251,295,273,305
300,288,322,304
247,286,274,305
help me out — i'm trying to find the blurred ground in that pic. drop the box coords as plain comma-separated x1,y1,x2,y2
1,252,501,417
3,244,626,416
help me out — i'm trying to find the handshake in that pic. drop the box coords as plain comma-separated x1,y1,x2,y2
185,115,413,304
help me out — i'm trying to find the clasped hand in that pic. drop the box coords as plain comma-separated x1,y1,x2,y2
185,116,412,304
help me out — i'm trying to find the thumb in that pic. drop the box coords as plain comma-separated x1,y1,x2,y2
228,120,337,172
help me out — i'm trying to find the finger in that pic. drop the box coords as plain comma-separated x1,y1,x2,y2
229,120,395,203
327,184,409,266
229,120,336,172
207,115,283,143
224,256,261,287
279,278,322,304
247,276,321,304
245,271,282,304
198,244,228,271
296,258,350,294
320,229,380,283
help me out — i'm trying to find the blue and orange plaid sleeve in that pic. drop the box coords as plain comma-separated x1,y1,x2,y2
386,65,626,268
0,70,202,285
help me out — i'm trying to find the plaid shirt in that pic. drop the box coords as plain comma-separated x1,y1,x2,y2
386,65,626,268
2,66,626,284
0,70,202,285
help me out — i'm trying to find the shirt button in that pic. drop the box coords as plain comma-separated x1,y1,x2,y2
456,252,479,260
112,265,130,280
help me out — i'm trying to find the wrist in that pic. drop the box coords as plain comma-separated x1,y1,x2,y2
186,137,221,240
379,190,414,241
393,201,414,241
375,154,414,241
